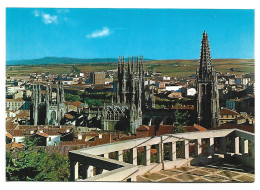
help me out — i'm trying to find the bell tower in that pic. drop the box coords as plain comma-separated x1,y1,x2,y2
195,31,219,129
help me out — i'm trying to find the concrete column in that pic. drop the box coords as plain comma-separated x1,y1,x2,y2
219,137,226,154
232,137,239,154
69,160,78,181
118,150,123,162
207,138,214,156
184,140,189,159
169,142,177,161
156,143,162,163
195,139,202,156
131,147,137,165
144,145,151,166
103,153,109,158
87,165,94,178
241,139,249,155
102,169,109,174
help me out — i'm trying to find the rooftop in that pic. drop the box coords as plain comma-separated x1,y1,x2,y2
137,162,254,182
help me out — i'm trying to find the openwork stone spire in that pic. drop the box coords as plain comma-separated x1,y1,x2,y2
195,31,219,129
198,30,212,81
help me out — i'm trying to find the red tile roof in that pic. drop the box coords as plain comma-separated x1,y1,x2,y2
212,124,254,133
7,129,24,137
220,108,240,116
65,113,74,119
171,105,194,110
6,120,19,129
86,131,99,137
72,101,83,108
6,131,13,139
6,142,23,150
15,110,30,118
36,131,49,138
136,125,150,131
157,125,174,136
185,124,207,132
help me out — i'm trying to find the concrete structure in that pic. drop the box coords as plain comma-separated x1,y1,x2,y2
6,98,30,111
90,72,106,85
69,128,254,181
185,88,196,96
219,108,241,125
165,86,182,92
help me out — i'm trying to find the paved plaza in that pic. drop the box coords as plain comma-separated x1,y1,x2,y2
137,161,254,183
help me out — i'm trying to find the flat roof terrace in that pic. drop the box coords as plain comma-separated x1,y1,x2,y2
69,128,254,182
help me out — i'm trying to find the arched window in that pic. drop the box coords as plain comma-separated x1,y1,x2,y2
51,111,56,120
115,110,119,120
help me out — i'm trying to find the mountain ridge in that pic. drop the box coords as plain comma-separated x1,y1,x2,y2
6,56,153,66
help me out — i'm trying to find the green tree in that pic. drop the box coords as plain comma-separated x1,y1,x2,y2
65,93,80,102
172,110,189,134
6,136,70,181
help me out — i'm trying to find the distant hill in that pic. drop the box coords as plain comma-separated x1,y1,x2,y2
6,57,152,66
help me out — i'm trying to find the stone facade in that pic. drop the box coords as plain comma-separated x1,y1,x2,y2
101,56,145,134
30,82,65,126
195,31,220,129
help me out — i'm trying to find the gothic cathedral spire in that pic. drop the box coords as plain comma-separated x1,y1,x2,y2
195,31,219,129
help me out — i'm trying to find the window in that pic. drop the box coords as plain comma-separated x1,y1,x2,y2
49,137,51,141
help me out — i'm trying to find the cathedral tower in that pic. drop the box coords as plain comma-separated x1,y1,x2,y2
195,31,219,129
102,56,145,134
30,82,65,126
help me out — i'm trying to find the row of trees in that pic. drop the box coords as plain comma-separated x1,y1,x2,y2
65,91,114,107
6,137,70,181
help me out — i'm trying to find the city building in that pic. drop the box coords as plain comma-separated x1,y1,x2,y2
6,98,30,111
90,72,106,85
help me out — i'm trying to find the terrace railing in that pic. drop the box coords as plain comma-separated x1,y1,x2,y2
69,128,254,181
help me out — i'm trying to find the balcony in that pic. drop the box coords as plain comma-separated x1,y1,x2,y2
69,128,254,182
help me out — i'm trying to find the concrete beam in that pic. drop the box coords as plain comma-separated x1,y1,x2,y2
87,165,94,178
156,143,162,163
79,129,236,156
232,136,240,154
184,140,189,159
208,138,214,156
242,139,249,154
104,153,109,158
195,139,202,156
118,150,123,162
169,142,176,161
144,145,151,166
131,147,137,165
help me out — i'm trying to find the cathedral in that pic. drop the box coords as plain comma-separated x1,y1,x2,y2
195,31,220,129
101,56,145,134
30,82,66,126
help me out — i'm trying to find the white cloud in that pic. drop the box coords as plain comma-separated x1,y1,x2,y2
33,9,64,24
87,27,110,38
42,14,58,24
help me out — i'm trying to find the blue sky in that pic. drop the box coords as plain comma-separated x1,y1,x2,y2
6,8,254,60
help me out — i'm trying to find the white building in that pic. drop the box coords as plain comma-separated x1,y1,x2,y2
165,85,182,92
186,88,196,96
